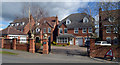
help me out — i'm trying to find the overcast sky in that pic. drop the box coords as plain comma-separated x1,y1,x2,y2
0,0,119,30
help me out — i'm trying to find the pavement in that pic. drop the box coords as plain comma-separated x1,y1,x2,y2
1,47,117,63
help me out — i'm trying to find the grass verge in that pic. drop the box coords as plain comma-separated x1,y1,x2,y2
0,51,18,55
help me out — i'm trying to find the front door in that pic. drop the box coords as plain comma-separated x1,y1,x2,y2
70,38,73,45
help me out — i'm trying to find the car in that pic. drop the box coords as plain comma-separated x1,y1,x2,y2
95,41,111,46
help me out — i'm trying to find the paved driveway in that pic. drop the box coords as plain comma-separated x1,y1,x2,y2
51,45,88,56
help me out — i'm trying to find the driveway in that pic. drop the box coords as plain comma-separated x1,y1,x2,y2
51,45,88,56
1,48,115,63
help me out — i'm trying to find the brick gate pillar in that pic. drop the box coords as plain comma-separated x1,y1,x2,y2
13,38,17,50
1,38,4,48
74,38,76,45
43,38,49,54
29,38,35,53
90,38,95,58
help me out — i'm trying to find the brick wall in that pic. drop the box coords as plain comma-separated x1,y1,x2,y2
90,39,120,58
16,44,29,51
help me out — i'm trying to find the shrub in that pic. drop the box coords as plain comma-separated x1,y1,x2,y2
67,42,70,45
53,41,57,45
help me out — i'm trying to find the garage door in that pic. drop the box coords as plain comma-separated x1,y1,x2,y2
75,37,83,46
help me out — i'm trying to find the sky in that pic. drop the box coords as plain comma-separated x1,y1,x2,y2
0,0,120,30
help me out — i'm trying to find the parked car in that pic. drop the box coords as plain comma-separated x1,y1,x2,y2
95,41,111,46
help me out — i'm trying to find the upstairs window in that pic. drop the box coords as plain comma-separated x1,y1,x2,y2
106,27,111,33
83,17,89,23
43,28,46,33
22,22,25,25
74,28,78,34
108,17,115,22
37,23,40,25
64,28,67,34
10,24,14,26
36,28,40,32
88,28,92,33
82,28,87,33
66,19,71,25
113,27,118,33
48,28,51,33
59,28,62,34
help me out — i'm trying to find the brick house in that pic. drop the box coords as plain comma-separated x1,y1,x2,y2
0,27,28,43
99,8,120,45
9,14,35,34
56,13,95,46
32,16,59,43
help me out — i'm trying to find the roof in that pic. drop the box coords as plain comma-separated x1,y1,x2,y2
58,13,94,29
32,16,57,30
0,27,26,35
57,34,75,38
100,9,120,26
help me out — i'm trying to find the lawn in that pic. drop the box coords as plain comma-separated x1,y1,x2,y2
0,51,18,55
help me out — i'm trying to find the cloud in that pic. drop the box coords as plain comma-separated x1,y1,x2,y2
1,2,88,22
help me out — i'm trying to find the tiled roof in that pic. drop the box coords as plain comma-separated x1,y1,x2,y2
58,13,94,29
0,27,26,35
57,34,75,38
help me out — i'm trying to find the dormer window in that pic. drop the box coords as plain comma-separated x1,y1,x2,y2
37,23,40,25
15,23,19,26
108,17,115,22
22,22,25,25
10,24,14,26
36,28,40,32
66,19,71,25
83,17,89,23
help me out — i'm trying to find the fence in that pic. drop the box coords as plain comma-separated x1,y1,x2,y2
0,38,35,53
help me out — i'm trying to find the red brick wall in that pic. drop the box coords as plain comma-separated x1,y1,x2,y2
4,44,12,49
102,27,117,41
16,44,29,51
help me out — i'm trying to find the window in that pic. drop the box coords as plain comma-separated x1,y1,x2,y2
48,28,51,33
16,23,19,26
88,28,92,33
64,28,67,33
113,37,118,45
74,28,78,34
37,23,40,25
59,28,62,34
52,20,56,22
113,27,118,33
108,17,115,22
106,27,111,33
43,28,46,33
36,28,40,32
22,22,25,25
10,24,14,26
106,37,111,44
66,19,71,25
83,17,89,23
57,37,68,43
82,28,87,33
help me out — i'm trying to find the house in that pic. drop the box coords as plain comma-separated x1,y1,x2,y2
32,16,59,43
57,13,95,46
99,8,120,45
0,27,28,43
8,14,35,34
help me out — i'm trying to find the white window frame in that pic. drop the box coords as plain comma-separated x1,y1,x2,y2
113,27,118,33
36,28,40,32
43,28,46,33
74,28,78,34
48,28,51,33
64,28,67,34
106,27,111,33
106,37,111,44
83,17,89,23
59,28,62,34
57,37,68,43
88,27,92,33
82,28,87,33
66,19,71,25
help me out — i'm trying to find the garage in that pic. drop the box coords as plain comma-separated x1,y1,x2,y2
75,37,83,46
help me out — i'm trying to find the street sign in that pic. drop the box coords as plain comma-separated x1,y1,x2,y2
105,48,113,57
